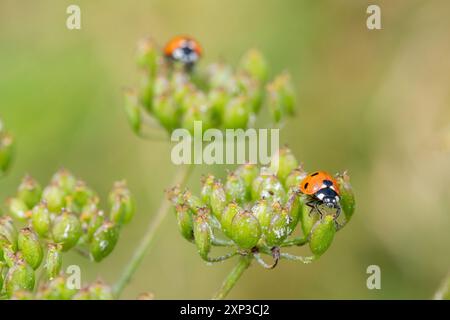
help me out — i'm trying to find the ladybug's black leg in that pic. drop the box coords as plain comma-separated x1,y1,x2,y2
333,207,343,230
306,200,317,217
314,202,325,219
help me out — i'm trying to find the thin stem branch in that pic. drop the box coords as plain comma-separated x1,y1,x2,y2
211,235,235,247
253,253,277,269
212,255,252,300
280,252,315,264
280,236,308,247
204,251,238,263
113,164,193,297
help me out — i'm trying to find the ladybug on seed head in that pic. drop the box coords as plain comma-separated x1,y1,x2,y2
299,171,341,220
164,35,202,68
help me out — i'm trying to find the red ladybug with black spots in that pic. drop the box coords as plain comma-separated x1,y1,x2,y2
164,35,202,68
299,171,341,219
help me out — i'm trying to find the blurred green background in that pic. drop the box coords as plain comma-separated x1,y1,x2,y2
1,0,450,299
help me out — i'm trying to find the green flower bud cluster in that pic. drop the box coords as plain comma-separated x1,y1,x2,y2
166,147,355,268
0,118,14,177
125,38,296,136
0,170,135,298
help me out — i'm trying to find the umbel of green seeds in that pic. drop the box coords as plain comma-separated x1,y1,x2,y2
0,170,136,299
166,147,355,268
124,37,297,137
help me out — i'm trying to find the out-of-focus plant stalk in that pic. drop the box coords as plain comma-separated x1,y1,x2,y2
113,164,193,297
212,255,252,300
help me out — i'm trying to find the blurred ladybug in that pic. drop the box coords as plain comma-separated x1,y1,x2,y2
299,171,341,219
164,35,202,68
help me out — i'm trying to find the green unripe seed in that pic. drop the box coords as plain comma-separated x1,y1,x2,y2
153,95,178,132
300,196,319,237
309,215,336,257
51,169,77,195
42,184,65,213
285,189,302,233
7,198,29,221
73,180,96,208
193,213,211,261
124,88,142,135
336,172,356,222
39,276,77,300
0,216,18,251
221,203,242,238
4,259,35,297
31,202,51,238
231,211,261,249
208,88,229,123
175,204,194,241
210,182,227,221
182,190,204,213
110,194,135,226
270,147,298,184
251,173,271,201
284,166,308,190
17,175,42,209
136,37,159,77
239,49,268,83
18,228,43,270
52,212,82,251
225,172,246,204
87,211,105,243
267,72,296,122
259,175,286,204
2,244,17,267
207,63,235,91
264,202,290,246
0,132,14,176
251,200,272,233
235,163,259,200
200,174,215,205
88,281,114,300
45,243,63,280
222,96,250,129
90,222,119,262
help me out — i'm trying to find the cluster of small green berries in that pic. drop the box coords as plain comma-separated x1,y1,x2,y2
0,119,14,177
166,147,355,267
9,277,113,300
0,170,135,299
124,38,296,136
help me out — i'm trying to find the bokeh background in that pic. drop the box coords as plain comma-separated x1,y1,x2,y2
1,0,450,299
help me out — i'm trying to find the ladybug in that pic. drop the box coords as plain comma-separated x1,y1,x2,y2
299,171,341,219
164,35,202,67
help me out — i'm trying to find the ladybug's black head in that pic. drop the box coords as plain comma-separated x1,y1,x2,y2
315,187,340,209
171,43,199,65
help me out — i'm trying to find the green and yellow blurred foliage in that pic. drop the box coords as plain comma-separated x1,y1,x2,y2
1,0,449,299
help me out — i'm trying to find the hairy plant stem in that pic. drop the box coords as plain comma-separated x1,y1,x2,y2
113,164,193,297
212,255,252,300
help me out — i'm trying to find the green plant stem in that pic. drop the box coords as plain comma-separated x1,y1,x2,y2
113,164,193,297
212,255,252,300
